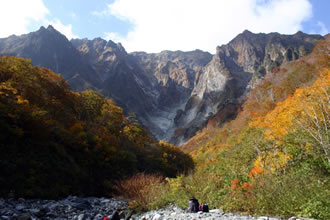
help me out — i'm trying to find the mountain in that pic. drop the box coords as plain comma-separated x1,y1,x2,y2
0,27,328,219
0,27,323,145
128,50,213,141
70,37,213,140
166,36,329,220
0,56,194,198
71,37,157,126
0,26,101,90
169,30,323,144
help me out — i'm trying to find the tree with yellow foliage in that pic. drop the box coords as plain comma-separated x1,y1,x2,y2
252,69,329,163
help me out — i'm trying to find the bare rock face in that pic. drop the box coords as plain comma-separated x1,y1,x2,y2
169,30,323,145
71,37,158,121
0,27,323,145
131,50,212,89
70,40,213,140
71,38,128,82
0,26,102,91
130,50,212,140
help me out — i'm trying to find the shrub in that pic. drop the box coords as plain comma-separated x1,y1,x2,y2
114,173,167,210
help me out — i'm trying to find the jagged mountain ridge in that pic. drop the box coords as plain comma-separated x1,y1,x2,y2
170,30,323,144
0,26,323,145
0,26,101,90
71,37,157,123
70,37,213,140
128,50,213,140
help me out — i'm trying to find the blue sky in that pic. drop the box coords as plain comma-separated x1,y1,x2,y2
0,0,329,53
302,0,329,34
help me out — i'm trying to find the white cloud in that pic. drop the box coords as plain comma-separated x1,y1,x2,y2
0,0,49,37
316,21,328,35
91,9,109,17
46,19,79,39
0,0,78,40
106,0,312,53
105,32,124,42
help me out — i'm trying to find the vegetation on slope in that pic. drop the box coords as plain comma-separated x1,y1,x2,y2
142,37,329,219
0,56,194,199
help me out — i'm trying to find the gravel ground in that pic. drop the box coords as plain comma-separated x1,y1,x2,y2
133,204,281,220
0,197,311,220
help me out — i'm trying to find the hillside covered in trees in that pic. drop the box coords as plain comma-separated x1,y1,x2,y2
0,32,328,220
138,36,330,219
0,56,194,199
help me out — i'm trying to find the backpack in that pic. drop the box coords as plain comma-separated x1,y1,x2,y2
200,203,209,212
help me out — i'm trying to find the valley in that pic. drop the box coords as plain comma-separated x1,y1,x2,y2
0,26,329,220
0,26,323,145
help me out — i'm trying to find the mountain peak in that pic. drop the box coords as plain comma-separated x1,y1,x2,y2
242,29,252,35
295,30,304,35
37,25,62,37
47,25,56,31
92,37,105,42
38,26,46,31
116,42,126,53
227,29,256,45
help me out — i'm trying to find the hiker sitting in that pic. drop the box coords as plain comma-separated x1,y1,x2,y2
110,209,121,220
188,197,199,213
199,202,209,212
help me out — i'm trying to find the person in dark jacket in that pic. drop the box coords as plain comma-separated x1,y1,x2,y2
188,197,199,213
111,209,120,220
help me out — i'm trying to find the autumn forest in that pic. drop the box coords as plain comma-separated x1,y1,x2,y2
0,56,194,198
0,32,329,220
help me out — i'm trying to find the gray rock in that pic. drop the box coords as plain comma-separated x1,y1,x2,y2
101,199,111,204
288,217,315,220
47,202,60,210
17,198,25,203
152,213,162,220
17,213,31,220
28,208,40,214
72,200,92,210
94,213,103,220
15,204,25,211
75,213,92,220
209,209,223,214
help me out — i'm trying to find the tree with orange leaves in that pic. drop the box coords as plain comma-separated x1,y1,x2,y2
251,69,330,162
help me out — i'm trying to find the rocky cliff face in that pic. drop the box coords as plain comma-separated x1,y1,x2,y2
71,37,129,82
129,50,212,140
0,27,323,145
71,37,158,125
170,30,322,145
0,26,101,90
69,38,213,139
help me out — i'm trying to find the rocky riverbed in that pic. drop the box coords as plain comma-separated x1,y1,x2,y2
0,196,128,219
0,197,310,220
133,204,281,220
